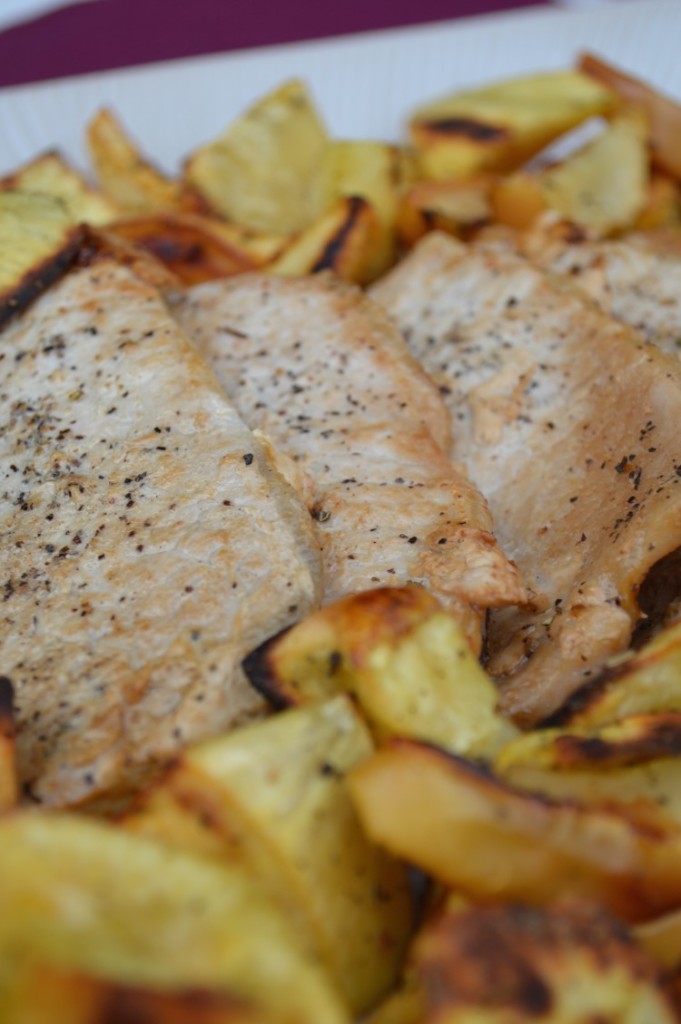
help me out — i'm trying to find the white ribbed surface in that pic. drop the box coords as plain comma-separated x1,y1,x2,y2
0,0,678,174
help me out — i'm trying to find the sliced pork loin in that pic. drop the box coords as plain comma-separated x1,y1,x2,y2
171,272,525,652
0,260,322,806
514,218,681,357
371,231,681,724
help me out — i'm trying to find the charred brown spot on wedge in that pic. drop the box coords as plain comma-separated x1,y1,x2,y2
242,586,442,709
550,714,681,768
242,626,299,709
544,619,681,729
416,118,509,143
348,737,681,922
98,984,257,1023
312,196,366,273
0,676,17,813
110,213,256,284
412,897,675,1022
0,192,85,327
0,677,15,739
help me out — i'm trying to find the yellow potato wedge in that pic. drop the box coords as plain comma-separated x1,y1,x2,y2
1,964,265,1024
495,715,681,828
538,110,649,235
365,977,425,1024
412,894,677,1023
396,176,494,247
125,697,412,1016
0,150,118,225
409,70,616,180
323,139,404,276
0,811,347,1024
87,107,184,214
0,191,85,327
633,172,681,230
498,711,681,772
268,195,383,284
109,212,258,284
636,908,681,971
243,586,517,759
546,619,681,729
490,170,549,230
184,79,330,235
579,51,681,180
348,739,681,923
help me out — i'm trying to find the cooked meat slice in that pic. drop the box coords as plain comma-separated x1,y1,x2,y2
371,232,681,724
517,220,681,355
171,272,525,652
0,261,322,806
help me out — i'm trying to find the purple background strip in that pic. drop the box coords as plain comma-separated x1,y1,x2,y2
0,0,548,89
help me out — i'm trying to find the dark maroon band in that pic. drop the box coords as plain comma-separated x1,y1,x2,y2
0,0,548,90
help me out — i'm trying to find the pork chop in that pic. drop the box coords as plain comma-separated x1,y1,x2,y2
371,232,681,723
0,260,321,806
517,219,681,356
171,272,525,652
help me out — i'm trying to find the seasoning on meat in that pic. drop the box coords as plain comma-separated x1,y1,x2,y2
371,232,681,723
171,272,525,652
0,260,322,806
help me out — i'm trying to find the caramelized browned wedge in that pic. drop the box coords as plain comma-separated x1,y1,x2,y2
396,176,494,248
110,212,258,284
412,895,677,1022
269,196,384,284
0,191,84,327
243,586,517,759
349,739,681,923
545,620,681,730
4,965,265,1024
409,71,615,180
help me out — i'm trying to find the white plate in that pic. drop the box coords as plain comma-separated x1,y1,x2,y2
0,0,679,175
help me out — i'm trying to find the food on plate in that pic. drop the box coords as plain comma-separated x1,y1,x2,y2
0,191,85,326
182,79,402,279
514,216,681,355
268,195,384,284
578,51,681,180
396,175,494,248
2,49,681,1023
545,618,681,729
171,270,525,650
0,149,117,226
110,210,260,284
124,696,412,1015
348,738,681,923
183,79,331,235
0,253,321,806
409,894,678,1022
527,109,649,235
371,231,681,723
243,585,517,758
87,107,187,214
408,70,616,181
2,966,267,1024
0,811,348,1024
